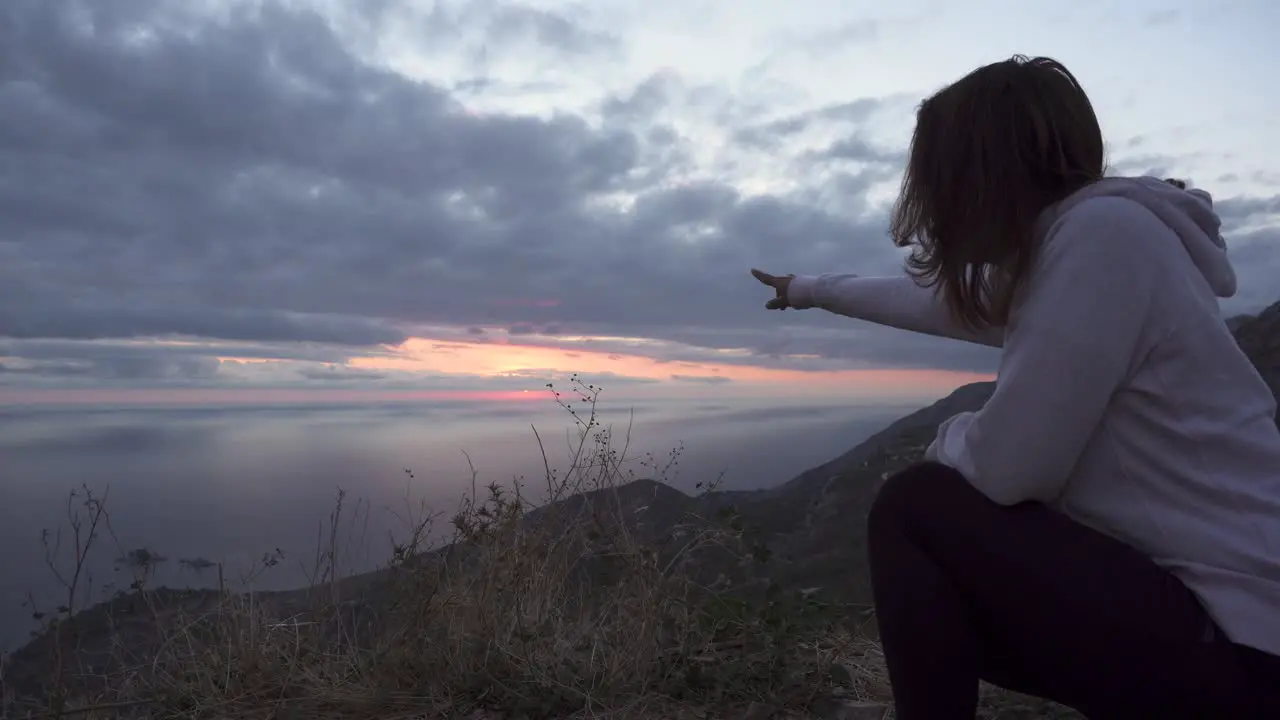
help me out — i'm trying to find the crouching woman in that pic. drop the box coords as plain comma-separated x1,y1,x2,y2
753,56,1280,719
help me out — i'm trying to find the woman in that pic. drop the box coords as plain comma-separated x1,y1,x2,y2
752,55,1280,719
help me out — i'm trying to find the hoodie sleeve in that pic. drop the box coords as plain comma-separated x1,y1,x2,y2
927,197,1159,505
786,274,1004,348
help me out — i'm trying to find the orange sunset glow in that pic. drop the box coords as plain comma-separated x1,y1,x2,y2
348,334,992,398
0,333,993,407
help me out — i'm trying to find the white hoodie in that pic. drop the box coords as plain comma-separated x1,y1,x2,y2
786,177,1280,656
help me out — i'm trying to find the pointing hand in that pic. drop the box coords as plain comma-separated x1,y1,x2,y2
751,269,795,310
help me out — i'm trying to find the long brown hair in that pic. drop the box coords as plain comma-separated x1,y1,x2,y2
889,55,1106,329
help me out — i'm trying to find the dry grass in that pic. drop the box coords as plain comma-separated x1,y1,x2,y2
1,377,899,720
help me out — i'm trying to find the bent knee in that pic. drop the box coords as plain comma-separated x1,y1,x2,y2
868,461,969,534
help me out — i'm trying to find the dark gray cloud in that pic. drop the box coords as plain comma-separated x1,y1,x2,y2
1210,194,1280,313
409,0,620,61
1,0,1275,387
297,365,388,382
484,5,617,56
0,336,377,386
0,338,361,365
601,72,678,122
505,319,1001,374
1,353,220,382
1252,171,1280,189
1108,153,1180,178
732,97,901,151
1217,196,1280,229
0,303,407,346
807,136,904,165
1222,226,1280,311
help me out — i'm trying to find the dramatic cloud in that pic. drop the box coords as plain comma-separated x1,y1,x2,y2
1,0,1276,389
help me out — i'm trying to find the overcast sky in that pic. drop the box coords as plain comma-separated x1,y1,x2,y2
1,0,1277,404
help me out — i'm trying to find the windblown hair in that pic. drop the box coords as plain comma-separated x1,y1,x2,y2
890,55,1106,329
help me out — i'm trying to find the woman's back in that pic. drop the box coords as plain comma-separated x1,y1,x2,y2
1038,178,1280,658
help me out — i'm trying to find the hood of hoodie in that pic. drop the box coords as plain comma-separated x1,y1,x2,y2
1041,176,1237,298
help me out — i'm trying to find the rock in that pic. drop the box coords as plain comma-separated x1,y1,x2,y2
826,663,853,686
742,700,777,720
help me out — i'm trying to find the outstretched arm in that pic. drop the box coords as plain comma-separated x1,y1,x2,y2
786,273,1005,348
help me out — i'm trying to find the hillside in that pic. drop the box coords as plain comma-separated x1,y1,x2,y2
1233,301,1280,423
4,300,1277,719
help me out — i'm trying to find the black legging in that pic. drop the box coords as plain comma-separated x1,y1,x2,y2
868,461,1280,719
